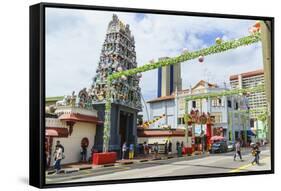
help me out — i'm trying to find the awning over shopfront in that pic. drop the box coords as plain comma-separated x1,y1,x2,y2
137,128,185,137
45,129,58,137
59,113,102,124
45,128,69,137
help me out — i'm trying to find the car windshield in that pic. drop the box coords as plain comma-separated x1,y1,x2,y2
212,144,220,147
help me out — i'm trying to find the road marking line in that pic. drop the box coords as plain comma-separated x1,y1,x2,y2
229,157,270,172
82,170,92,174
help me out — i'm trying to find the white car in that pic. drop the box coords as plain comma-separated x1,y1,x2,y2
227,142,235,152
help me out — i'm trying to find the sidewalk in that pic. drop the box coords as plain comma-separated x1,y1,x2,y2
46,152,209,175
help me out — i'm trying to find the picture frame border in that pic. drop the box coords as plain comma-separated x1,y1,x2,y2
29,2,275,188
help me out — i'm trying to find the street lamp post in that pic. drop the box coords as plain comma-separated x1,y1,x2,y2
261,21,271,144
200,98,204,153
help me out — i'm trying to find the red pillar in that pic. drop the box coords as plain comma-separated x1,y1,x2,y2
206,124,212,150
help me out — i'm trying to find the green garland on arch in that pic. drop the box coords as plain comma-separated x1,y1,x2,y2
230,108,267,114
185,84,265,101
102,33,261,152
108,33,261,81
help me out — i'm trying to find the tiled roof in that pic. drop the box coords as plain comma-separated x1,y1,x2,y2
230,69,264,80
59,113,102,124
146,95,175,103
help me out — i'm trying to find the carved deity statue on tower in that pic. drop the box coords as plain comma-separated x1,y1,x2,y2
90,14,142,110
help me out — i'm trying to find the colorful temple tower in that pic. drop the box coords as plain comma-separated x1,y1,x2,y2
90,14,142,156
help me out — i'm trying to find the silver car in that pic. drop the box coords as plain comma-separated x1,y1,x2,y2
227,142,235,152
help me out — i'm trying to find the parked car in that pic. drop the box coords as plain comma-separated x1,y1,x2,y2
227,141,235,152
210,141,228,153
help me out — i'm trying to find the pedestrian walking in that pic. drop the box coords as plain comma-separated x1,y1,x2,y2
251,143,261,165
53,146,63,174
153,142,159,159
176,141,180,151
234,140,242,161
164,140,168,155
129,143,134,160
55,140,64,153
168,141,172,154
143,141,149,156
122,142,127,160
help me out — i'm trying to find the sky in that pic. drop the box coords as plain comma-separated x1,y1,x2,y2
46,7,263,106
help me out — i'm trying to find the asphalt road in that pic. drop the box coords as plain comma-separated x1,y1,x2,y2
46,147,271,184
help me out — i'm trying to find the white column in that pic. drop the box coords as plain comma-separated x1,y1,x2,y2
174,97,178,129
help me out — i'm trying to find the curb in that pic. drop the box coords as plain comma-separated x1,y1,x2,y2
139,159,149,162
46,168,80,175
79,166,92,170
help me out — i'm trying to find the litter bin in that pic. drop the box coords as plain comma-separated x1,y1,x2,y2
177,146,182,157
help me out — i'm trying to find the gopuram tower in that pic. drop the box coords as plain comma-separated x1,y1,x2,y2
90,14,142,155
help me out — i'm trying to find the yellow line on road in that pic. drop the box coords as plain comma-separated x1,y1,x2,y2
229,157,270,173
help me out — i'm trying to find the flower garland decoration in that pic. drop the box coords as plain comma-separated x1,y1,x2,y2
102,79,112,152
142,114,166,128
107,33,261,82
185,84,265,102
102,33,262,152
